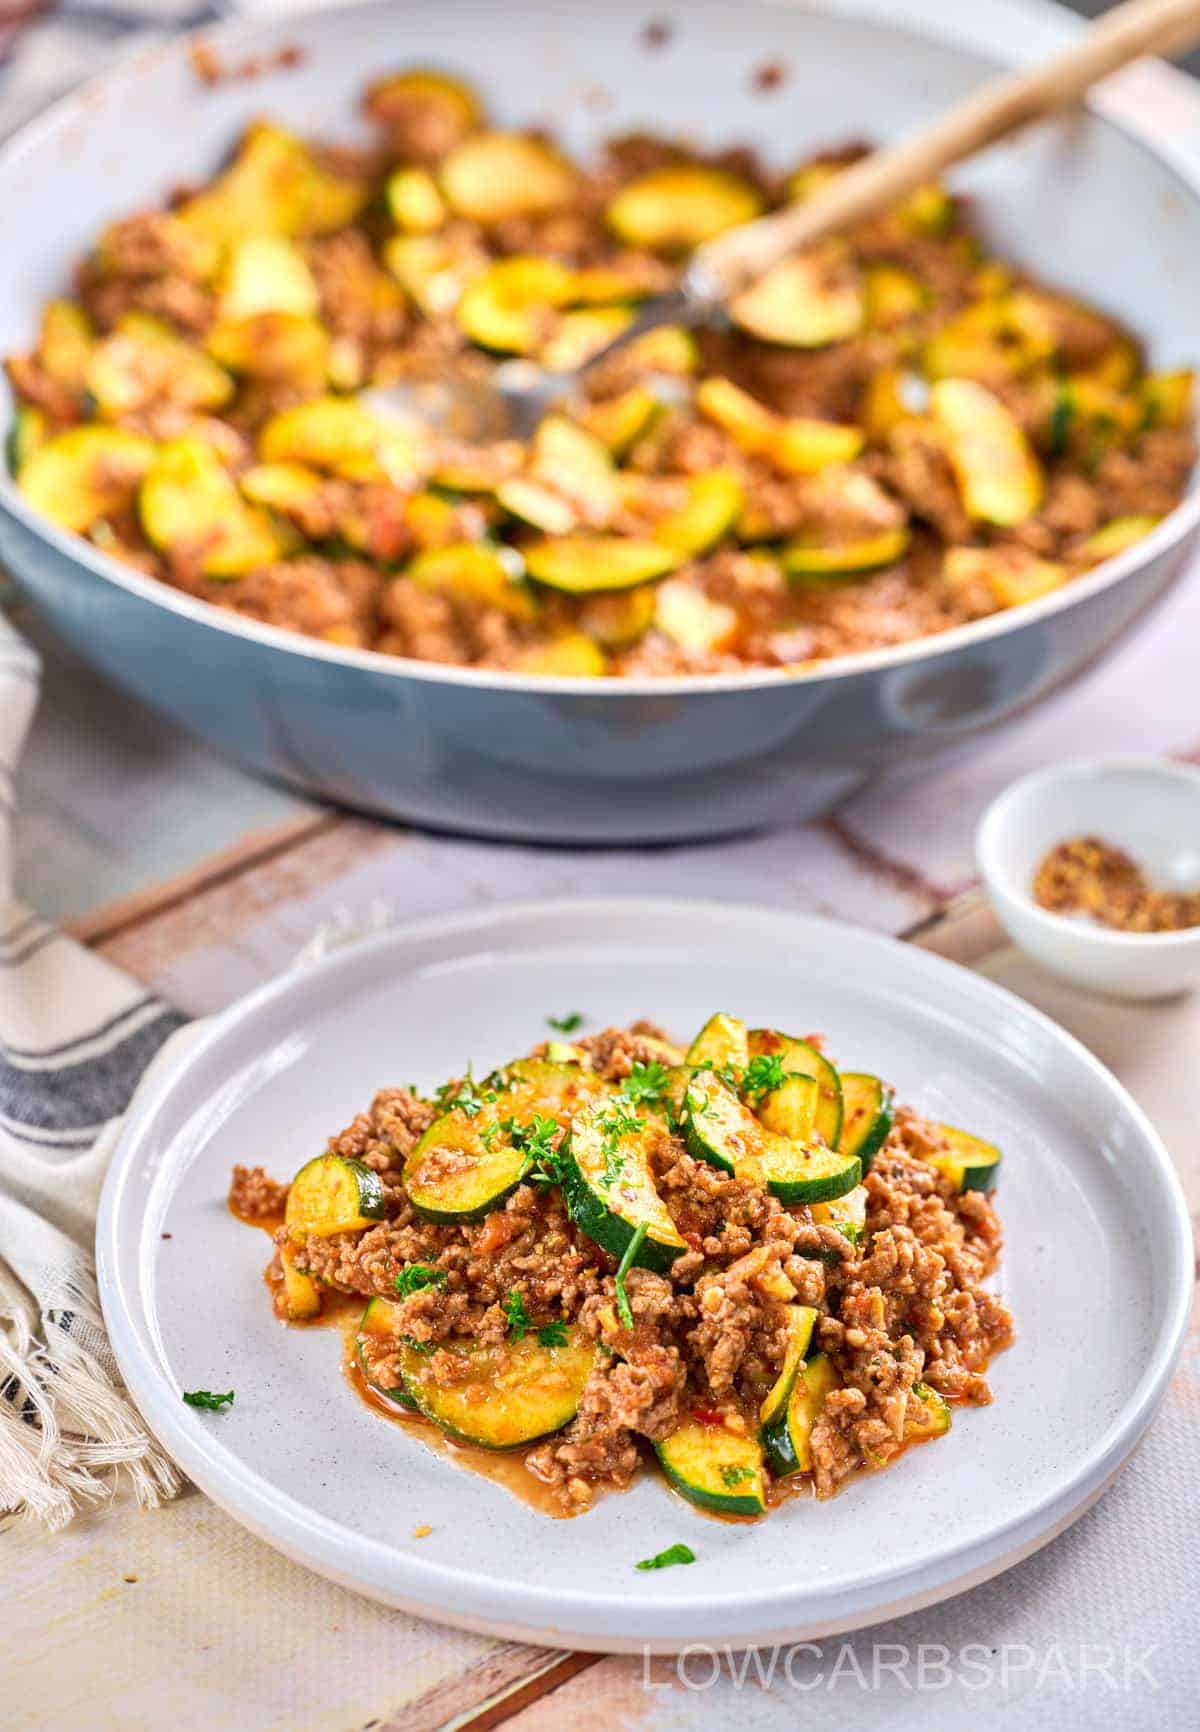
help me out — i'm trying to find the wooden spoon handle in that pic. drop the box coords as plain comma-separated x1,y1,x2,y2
697,0,1200,298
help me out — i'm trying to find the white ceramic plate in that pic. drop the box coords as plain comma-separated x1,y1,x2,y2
97,900,1192,1652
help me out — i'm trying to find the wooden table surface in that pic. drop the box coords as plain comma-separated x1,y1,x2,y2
5,3,1200,1727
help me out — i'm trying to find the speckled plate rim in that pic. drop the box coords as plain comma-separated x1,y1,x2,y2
96,898,1193,1651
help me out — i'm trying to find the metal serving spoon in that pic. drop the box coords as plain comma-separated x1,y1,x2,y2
369,0,1200,442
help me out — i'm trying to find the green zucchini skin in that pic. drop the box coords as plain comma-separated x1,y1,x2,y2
685,1011,750,1072
563,1111,686,1273
357,1297,418,1411
683,1069,861,1205
838,1073,895,1172
761,1352,838,1478
748,1028,844,1148
405,1059,603,1222
656,1420,766,1517
286,1153,387,1237
929,1123,1002,1194
398,1329,596,1449
759,1305,819,1429
405,1114,532,1223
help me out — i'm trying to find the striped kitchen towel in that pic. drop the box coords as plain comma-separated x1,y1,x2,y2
0,611,188,1527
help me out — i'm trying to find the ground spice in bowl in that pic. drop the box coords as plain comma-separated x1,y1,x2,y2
1032,836,1200,933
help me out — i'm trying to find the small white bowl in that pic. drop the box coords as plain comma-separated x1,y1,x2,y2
976,759,1200,1000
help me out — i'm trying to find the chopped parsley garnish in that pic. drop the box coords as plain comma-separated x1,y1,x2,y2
546,1011,584,1033
182,1388,234,1412
614,1221,648,1330
503,1289,532,1342
740,1053,787,1099
635,1543,696,1572
435,1068,487,1119
594,1098,643,1188
394,1263,447,1298
537,1320,570,1348
620,1060,671,1108
719,1464,755,1487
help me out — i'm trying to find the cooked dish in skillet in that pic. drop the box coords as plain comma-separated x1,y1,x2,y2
229,1012,1012,1515
8,67,1192,676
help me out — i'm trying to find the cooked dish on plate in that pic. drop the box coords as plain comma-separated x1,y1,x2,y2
229,1011,1013,1516
6,67,1194,677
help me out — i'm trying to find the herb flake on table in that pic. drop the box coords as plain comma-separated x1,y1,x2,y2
636,1543,696,1572
183,1389,234,1412
546,1011,585,1033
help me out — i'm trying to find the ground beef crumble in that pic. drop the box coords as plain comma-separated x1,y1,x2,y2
232,1023,1013,1514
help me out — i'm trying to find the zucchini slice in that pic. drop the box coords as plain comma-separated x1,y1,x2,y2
408,542,538,622
576,387,663,457
88,315,233,418
837,1073,894,1172
511,633,608,676
398,1327,595,1448
285,1153,387,1238
607,166,762,254
1141,368,1194,429
731,249,864,348
18,426,156,534
357,1297,418,1409
624,325,700,378
865,263,928,328
530,415,620,523
810,1183,868,1257
943,546,1067,610
37,298,94,392
206,311,328,384
139,437,282,578
683,1070,860,1204
686,1012,749,1073
657,1418,766,1516
496,478,577,535
564,1102,686,1272
695,376,863,474
905,1380,952,1442
385,167,448,233
645,470,744,558
179,122,366,244
654,580,740,656
218,236,319,321
524,535,678,593
405,1059,600,1220
578,584,657,649
748,1028,844,1148
239,461,324,516
540,308,634,373
1080,515,1160,561
7,405,48,478
927,1123,1001,1194
757,1073,818,1141
783,527,911,582
279,1242,322,1321
364,68,483,154
761,1351,838,1478
759,1305,819,1428
405,1115,534,1221
457,256,575,355
441,131,577,224
929,378,1043,527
